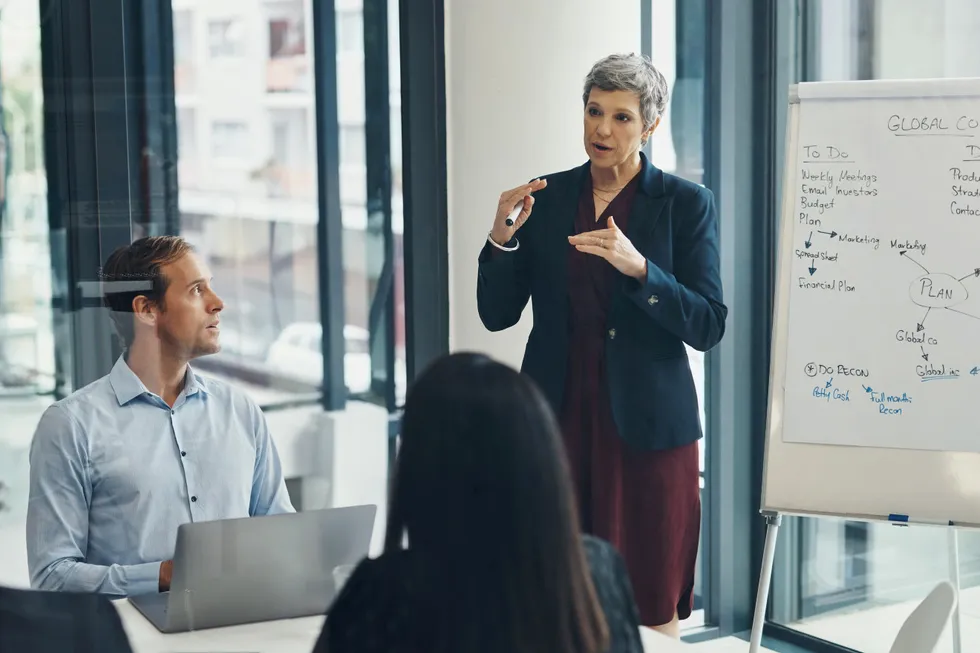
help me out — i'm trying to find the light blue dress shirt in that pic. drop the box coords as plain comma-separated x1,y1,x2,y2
26,356,294,597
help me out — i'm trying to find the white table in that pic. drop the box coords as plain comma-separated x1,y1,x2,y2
115,599,692,653
114,600,326,653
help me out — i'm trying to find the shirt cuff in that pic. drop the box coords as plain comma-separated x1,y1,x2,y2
487,232,519,252
126,561,169,596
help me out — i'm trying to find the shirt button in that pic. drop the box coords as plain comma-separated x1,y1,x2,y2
608,328,616,339
648,295,659,305
181,451,187,457
191,496,198,502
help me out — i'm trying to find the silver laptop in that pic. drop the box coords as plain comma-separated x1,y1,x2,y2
128,504,376,633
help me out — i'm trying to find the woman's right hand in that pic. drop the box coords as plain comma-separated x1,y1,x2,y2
490,178,548,246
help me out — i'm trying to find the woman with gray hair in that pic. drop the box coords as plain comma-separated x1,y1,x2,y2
477,53,727,636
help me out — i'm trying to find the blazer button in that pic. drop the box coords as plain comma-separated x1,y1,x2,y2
647,295,659,305
608,328,616,339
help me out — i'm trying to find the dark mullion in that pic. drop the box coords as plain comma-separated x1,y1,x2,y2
398,0,449,383
311,0,347,410
363,0,396,411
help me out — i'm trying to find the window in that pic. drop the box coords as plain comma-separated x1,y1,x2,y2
649,0,706,185
173,0,402,411
772,1,980,650
336,11,364,54
339,124,366,166
267,0,306,58
0,0,55,590
173,11,197,93
265,1,310,93
210,121,249,160
269,19,306,58
647,0,708,631
177,108,197,157
176,5,321,401
266,109,312,197
208,18,245,59
173,11,194,64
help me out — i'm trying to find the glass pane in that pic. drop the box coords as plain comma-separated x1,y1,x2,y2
650,0,708,628
389,0,406,406
337,1,371,399
342,0,406,406
173,0,323,401
775,1,980,649
0,1,52,589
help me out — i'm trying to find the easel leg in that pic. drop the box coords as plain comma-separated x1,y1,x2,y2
750,513,783,653
949,528,962,653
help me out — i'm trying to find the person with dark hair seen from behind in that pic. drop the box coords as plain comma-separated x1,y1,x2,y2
314,352,644,653
26,236,293,598
477,53,727,637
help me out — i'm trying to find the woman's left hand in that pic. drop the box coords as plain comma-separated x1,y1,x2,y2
568,216,647,280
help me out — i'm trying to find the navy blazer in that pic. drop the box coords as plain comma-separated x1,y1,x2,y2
476,154,727,451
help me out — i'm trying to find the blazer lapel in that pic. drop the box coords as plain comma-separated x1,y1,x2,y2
535,162,589,278
623,153,668,250
556,162,589,236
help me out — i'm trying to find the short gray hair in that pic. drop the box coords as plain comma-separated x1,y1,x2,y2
582,53,669,128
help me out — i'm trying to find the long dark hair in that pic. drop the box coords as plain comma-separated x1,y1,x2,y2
384,352,609,653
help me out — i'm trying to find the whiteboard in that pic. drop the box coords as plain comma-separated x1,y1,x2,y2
762,78,980,526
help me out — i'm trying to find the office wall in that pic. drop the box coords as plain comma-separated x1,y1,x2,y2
444,0,640,367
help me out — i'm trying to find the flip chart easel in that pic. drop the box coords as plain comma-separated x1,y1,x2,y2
750,77,980,653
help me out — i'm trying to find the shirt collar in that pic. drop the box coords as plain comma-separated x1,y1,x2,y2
109,355,210,406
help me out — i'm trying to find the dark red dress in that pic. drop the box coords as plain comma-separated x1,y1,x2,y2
559,173,701,627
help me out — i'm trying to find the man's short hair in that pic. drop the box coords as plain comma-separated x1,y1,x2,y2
101,236,194,347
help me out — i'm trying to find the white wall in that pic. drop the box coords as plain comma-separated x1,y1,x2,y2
445,0,640,367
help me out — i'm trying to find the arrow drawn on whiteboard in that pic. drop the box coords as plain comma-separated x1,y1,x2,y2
918,307,931,331
899,250,931,274
817,229,838,238
808,263,817,276
862,384,874,394
957,268,980,282
945,307,980,321
805,231,812,249
920,346,929,362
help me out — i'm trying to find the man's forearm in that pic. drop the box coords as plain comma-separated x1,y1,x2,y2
34,558,165,597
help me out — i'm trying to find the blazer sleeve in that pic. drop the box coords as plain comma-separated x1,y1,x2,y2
624,184,727,351
476,234,532,332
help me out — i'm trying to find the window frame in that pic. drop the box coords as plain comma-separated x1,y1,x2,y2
207,18,246,59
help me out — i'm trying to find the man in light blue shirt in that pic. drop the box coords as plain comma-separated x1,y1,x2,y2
27,236,294,597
